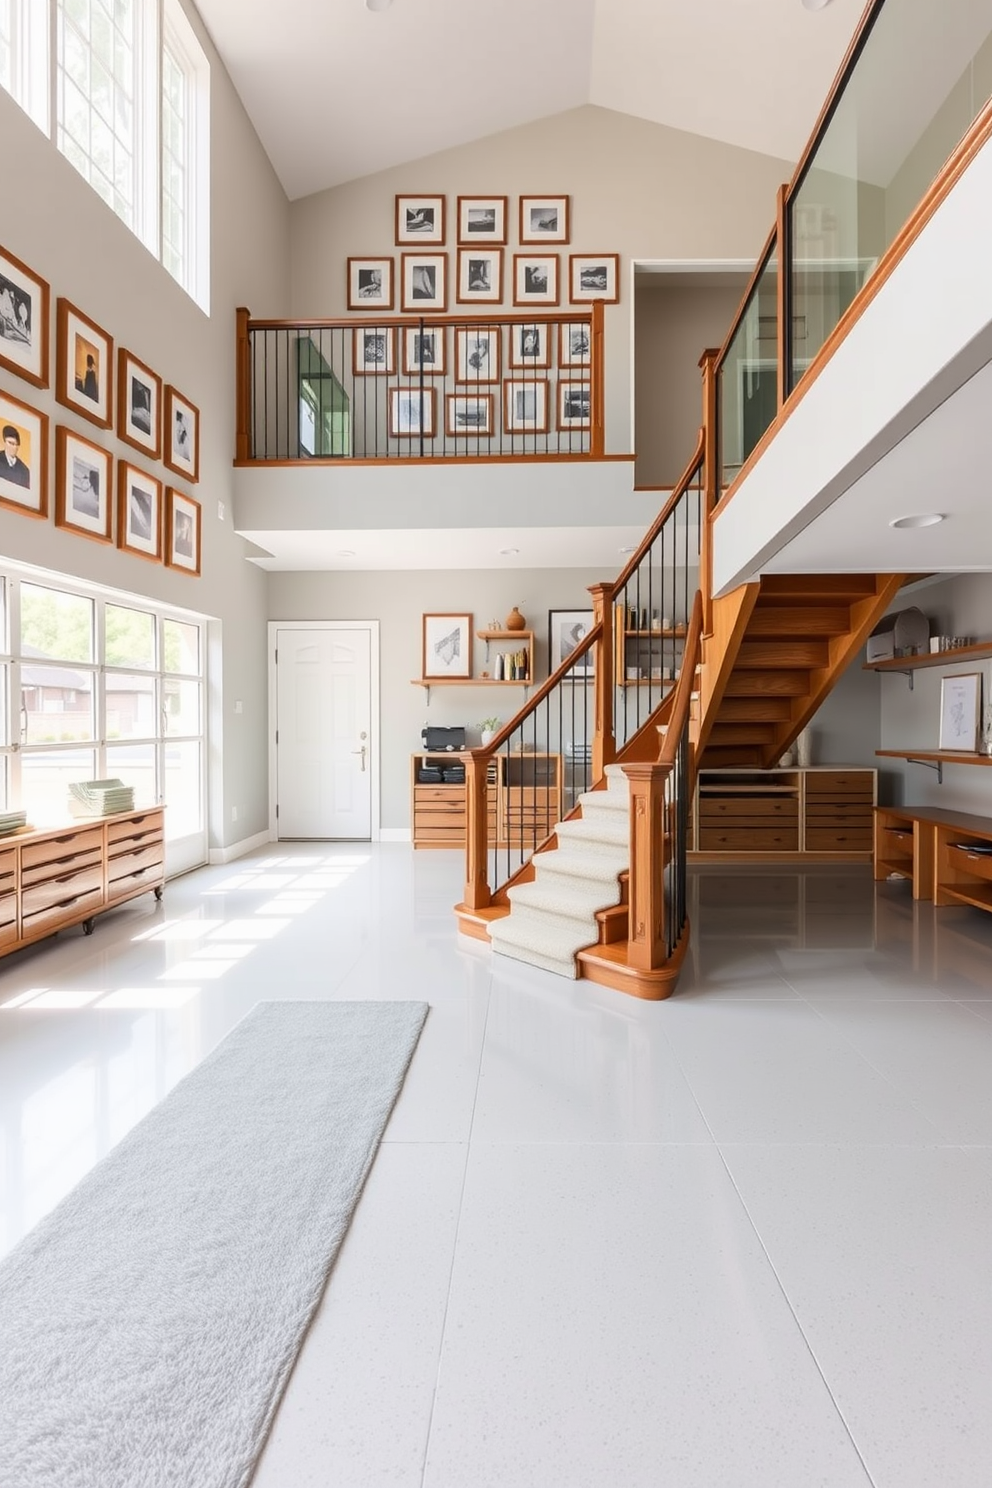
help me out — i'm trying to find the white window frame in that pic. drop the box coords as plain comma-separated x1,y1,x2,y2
161,0,210,312
0,0,49,132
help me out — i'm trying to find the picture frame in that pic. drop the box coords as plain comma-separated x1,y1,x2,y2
117,460,163,561
0,388,48,518
559,320,593,368
164,385,200,483
0,243,50,388
389,387,437,440
456,247,503,305
519,195,570,245
395,195,446,246
455,326,500,385
549,609,594,676
347,257,394,311
422,612,472,680
353,326,396,376
55,425,113,543
558,380,592,430
457,195,508,245
401,252,447,313
117,348,162,458
446,393,494,438
513,253,559,307
165,487,202,575
56,298,113,429
938,672,982,752
403,325,446,376
570,253,620,305
503,379,549,433
508,321,552,372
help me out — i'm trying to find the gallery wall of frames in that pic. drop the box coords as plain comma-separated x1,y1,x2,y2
0,241,202,577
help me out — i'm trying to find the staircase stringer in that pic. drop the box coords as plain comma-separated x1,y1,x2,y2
693,583,761,763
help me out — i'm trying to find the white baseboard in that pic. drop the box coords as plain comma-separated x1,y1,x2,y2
379,828,412,843
208,828,274,865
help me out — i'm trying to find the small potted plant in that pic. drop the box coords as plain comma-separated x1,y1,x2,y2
478,716,500,746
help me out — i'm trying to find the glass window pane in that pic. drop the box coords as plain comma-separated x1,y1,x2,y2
164,739,200,838
106,671,156,739
22,661,95,744
718,248,778,491
105,742,156,806
163,618,199,675
21,584,94,662
163,677,199,736
21,748,97,828
106,604,155,668
0,662,7,745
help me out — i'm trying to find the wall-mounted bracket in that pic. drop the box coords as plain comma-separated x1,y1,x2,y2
908,756,943,784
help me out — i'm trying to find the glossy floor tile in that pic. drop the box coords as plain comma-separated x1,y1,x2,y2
2,852,992,1486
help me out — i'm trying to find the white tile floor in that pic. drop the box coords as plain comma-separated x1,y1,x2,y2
2,847,992,1486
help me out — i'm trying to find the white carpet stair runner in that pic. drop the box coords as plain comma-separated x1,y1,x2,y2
489,763,630,978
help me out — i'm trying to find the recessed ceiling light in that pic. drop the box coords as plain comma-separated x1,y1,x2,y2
336,548,356,557
889,514,945,529
365,0,392,10
618,545,637,554
499,547,519,556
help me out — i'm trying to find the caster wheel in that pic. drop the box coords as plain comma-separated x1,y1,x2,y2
82,918,95,936
154,886,164,901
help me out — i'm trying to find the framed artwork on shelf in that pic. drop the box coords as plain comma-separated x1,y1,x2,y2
117,461,163,561
165,487,201,575
401,252,447,313
513,253,559,307
570,253,620,304
559,320,592,368
0,243,49,388
446,392,494,438
549,609,594,676
938,672,981,752
0,388,48,518
457,195,508,245
456,248,503,304
395,195,446,245
503,378,548,433
389,387,437,439
347,257,394,310
403,325,446,376
557,380,591,429
455,326,500,384
117,348,161,458
508,321,551,372
56,298,113,429
164,385,200,483
422,612,472,679
519,195,570,244
353,326,396,375
55,425,113,543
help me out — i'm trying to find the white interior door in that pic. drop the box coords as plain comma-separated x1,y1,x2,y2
274,626,373,839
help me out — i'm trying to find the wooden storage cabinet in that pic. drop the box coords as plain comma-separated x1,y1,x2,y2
692,768,876,861
411,752,561,850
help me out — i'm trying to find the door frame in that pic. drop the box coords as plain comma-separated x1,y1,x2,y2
268,620,381,842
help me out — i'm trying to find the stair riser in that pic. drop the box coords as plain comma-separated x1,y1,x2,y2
724,671,810,698
748,607,849,637
757,575,878,601
735,641,830,670
716,698,793,722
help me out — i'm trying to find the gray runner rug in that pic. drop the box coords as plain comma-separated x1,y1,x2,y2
0,999,428,1488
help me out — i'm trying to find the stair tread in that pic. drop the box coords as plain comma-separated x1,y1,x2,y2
508,879,619,921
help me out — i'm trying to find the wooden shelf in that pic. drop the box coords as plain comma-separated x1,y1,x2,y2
477,628,534,642
865,641,992,673
411,677,528,687
876,749,992,767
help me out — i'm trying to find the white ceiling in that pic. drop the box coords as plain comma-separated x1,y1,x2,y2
243,524,650,572
194,0,865,200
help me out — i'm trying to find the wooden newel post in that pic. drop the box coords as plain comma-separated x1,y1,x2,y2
590,299,606,459
589,582,615,780
621,761,669,972
463,751,492,911
698,347,720,637
235,306,252,464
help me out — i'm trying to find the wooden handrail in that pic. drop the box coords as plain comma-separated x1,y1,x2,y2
659,591,702,770
235,306,251,465
245,309,593,331
611,430,705,595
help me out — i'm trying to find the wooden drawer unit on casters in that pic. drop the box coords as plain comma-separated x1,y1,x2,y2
106,810,165,907
0,845,17,952
803,769,875,857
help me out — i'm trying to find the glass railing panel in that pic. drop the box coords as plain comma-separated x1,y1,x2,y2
717,248,778,491
791,0,992,390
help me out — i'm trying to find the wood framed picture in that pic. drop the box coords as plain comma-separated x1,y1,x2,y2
56,298,113,429
117,348,162,458
519,195,570,245
0,243,50,388
503,379,549,434
558,380,592,430
457,248,503,304
353,326,396,376
513,254,559,307
117,461,163,561
401,252,447,313
570,253,620,304
347,257,394,311
164,385,200,483
395,195,446,245
455,326,500,384
457,196,508,245
446,392,494,438
55,425,113,543
422,612,472,679
508,321,552,373
559,320,592,368
0,388,48,518
389,387,437,439
549,609,594,676
938,672,981,752
165,487,201,575
403,325,446,376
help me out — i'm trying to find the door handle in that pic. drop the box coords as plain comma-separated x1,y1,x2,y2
351,745,367,772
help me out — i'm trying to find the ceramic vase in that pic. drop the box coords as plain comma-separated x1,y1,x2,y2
505,606,526,631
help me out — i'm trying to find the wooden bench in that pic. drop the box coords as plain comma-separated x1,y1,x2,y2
874,805,992,910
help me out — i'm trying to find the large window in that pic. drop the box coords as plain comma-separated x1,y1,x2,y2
161,0,210,308
0,0,49,131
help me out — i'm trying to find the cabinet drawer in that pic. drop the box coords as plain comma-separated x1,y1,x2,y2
21,827,103,872
700,797,797,819
107,860,162,900
0,916,18,949
698,827,799,851
21,864,104,918
21,844,103,888
702,812,797,830
805,772,873,799
414,786,465,803
416,809,466,831
108,842,164,884
107,811,163,844
21,886,103,941
0,891,16,930
806,803,873,823
942,841,992,885
108,826,163,859
805,827,874,851
415,826,465,842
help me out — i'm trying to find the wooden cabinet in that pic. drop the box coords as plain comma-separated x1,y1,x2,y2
411,752,562,851
692,768,876,861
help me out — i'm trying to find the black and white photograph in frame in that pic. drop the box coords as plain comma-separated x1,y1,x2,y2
509,322,551,372
395,195,446,245
456,248,503,304
549,608,594,676
558,380,592,430
455,326,500,385
389,387,437,439
0,388,48,518
938,672,981,752
353,326,396,376
559,320,592,368
117,461,162,561
56,298,113,429
403,326,447,376
347,257,394,311
503,379,549,433
570,253,620,304
117,347,161,458
456,195,508,245
0,243,49,388
164,385,200,483
513,254,559,307
445,393,494,438
519,195,570,245
55,425,113,542
422,612,472,680
401,253,447,313
166,487,202,575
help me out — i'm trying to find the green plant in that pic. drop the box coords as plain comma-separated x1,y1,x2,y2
478,716,500,732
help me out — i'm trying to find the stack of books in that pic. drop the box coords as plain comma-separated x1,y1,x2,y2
0,808,28,837
68,779,135,818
